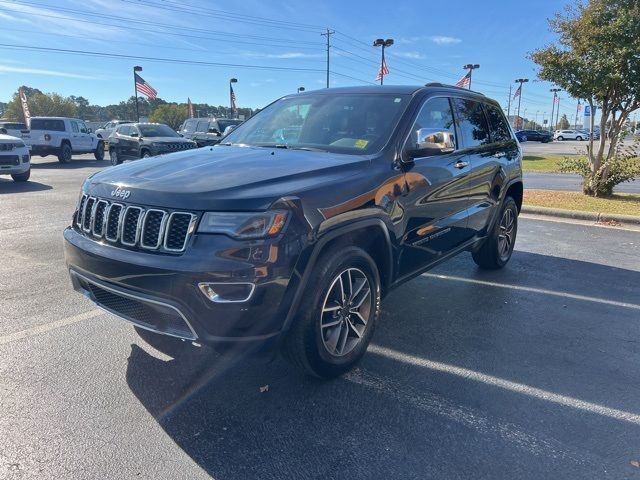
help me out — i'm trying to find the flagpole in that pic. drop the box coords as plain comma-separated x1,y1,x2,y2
133,66,142,123
549,88,560,133
514,78,528,130
574,101,580,129
507,84,512,127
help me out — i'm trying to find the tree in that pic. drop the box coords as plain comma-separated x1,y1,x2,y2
530,0,640,196
557,114,571,130
149,103,187,130
4,88,77,121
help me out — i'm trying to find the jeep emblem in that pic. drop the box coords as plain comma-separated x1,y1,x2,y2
111,187,131,200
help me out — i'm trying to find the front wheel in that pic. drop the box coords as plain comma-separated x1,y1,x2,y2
11,168,30,182
576,136,583,141
282,246,381,378
110,149,120,166
94,141,105,160
57,143,72,163
472,196,518,270
557,136,564,141
141,150,151,159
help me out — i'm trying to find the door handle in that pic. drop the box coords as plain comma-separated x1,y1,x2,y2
454,160,469,169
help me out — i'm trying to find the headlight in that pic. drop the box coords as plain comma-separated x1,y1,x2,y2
197,210,288,239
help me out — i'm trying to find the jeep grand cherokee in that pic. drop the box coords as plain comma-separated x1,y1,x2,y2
64,84,523,378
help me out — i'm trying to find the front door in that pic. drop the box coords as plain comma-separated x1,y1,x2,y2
76,120,93,152
397,96,473,277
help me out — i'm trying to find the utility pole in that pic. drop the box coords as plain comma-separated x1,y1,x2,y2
514,78,529,130
321,29,334,88
549,88,561,132
574,101,581,129
556,96,561,129
507,84,512,127
534,110,539,130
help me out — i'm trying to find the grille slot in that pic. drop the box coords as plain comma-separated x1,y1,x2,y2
121,206,143,246
141,210,166,249
92,200,108,237
164,213,194,251
76,194,87,228
82,197,96,232
105,203,123,241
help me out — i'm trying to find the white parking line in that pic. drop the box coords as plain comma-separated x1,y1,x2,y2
0,309,103,346
368,344,640,426
422,273,640,310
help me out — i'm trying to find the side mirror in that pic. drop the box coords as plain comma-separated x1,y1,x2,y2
406,128,455,159
87,128,93,133
223,125,236,136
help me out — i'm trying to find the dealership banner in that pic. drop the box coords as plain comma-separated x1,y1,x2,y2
19,89,31,127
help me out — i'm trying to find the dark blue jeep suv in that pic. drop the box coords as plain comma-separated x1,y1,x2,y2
64,84,523,378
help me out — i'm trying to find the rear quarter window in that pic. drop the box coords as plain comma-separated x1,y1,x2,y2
30,119,66,131
452,98,490,148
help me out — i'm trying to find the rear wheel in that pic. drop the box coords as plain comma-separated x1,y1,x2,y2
94,141,105,161
57,143,72,163
472,196,518,270
141,149,151,159
576,136,583,141
110,149,120,166
557,136,564,141
11,168,30,182
282,246,381,378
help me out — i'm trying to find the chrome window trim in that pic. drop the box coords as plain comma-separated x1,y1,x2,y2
120,206,144,246
91,200,109,238
104,203,124,242
163,212,196,252
140,209,168,250
71,270,198,341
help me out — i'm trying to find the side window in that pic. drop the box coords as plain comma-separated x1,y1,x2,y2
118,126,130,136
78,121,88,133
484,103,511,142
130,127,140,137
407,97,456,149
452,98,490,148
196,120,209,132
71,121,79,133
184,120,197,133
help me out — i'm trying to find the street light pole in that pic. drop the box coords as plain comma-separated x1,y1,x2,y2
549,88,561,132
514,78,529,130
462,64,480,89
133,66,142,123
373,38,394,85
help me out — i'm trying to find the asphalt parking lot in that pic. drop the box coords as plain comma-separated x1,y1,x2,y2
2,155,640,479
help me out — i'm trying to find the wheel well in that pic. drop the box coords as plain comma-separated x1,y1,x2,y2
320,225,392,294
506,181,523,212
60,139,70,147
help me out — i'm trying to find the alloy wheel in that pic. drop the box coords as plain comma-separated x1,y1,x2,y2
498,207,516,260
320,267,372,357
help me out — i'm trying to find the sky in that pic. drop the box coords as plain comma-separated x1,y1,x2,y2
0,0,596,125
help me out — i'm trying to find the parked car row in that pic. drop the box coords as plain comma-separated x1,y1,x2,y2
514,129,553,143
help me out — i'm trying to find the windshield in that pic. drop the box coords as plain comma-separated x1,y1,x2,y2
138,124,179,137
223,93,410,154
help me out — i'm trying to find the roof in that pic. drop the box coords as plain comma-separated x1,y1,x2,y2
30,116,82,121
295,84,486,96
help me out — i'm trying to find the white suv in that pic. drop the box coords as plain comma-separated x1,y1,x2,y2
0,133,30,182
29,117,104,163
554,129,585,141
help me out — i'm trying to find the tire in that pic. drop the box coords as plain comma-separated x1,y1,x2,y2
472,196,518,270
57,142,72,163
282,245,381,379
110,149,121,166
94,141,105,161
141,149,151,159
11,168,30,182
557,136,564,141
576,136,583,141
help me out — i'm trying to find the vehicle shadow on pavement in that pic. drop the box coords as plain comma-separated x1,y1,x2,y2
0,179,52,193
31,159,105,169
124,250,640,479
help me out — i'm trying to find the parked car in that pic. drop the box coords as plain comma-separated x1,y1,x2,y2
29,117,104,163
178,117,243,147
0,121,31,145
517,129,552,143
108,122,197,165
554,129,586,141
64,84,523,378
94,120,134,140
514,130,527,142
0,133,30,182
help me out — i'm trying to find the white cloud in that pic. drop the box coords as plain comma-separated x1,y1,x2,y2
243,51,324,59
430,36,462,45
0,65,98,79
394,51,426,59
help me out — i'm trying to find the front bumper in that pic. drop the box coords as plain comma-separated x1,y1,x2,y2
64,226,303,351
0,152,30,174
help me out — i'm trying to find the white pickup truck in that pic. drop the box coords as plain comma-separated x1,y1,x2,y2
29,117,105,163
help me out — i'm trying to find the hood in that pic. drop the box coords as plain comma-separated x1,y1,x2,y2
0,133,22,142
85,145,370,211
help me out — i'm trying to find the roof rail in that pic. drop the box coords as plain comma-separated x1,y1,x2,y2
424,82,485,95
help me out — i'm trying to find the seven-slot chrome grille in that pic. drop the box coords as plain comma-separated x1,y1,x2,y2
75,194,196,253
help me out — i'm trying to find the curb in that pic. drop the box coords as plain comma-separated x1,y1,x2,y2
522,205,640,225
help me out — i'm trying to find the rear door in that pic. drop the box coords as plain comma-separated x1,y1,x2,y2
396,96,473,277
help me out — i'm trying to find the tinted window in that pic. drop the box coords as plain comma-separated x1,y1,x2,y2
118,126,131,136
407,97,456,149
196,120,210,132
452,98,490,148
184,120,197,133
30,119,65,131
138,124,178,137
78,121,87,133
484,103,511,142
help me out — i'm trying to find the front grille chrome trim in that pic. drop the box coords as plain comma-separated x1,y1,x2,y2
104,203,124,242
82,197,97,233
140,209,168,250
163,212,197,252
120,206,144,246
70,270,198,341
91,200,109,238
76,194,88,229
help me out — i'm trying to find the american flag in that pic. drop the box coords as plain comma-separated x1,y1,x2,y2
455,72,471,88
513,84,522,99
375,58,389,82
135,73,157,100
554,95,560,104
230,84,237,114
576,101,582,112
